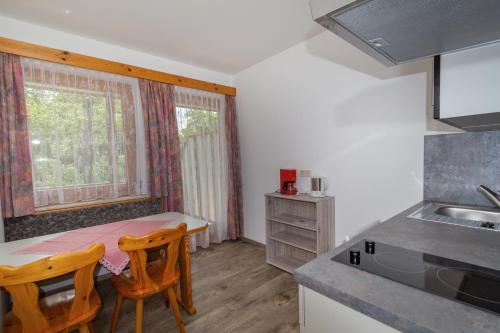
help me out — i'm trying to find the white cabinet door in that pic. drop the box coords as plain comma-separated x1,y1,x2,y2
299,285,401,333
440,42,500,118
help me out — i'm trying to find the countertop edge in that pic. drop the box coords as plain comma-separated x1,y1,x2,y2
294,270,434,333
293,202,433,332
292,201,500,333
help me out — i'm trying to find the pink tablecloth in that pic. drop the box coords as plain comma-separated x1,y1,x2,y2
13,219,172,275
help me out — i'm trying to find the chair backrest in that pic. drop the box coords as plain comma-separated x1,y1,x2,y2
0,243,105,333
117,223,187,290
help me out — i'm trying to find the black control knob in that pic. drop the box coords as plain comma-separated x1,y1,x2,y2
480,222,496,229
365,240,376,254
350,249,361,265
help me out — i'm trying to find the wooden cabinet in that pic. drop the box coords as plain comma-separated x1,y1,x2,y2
265,193,334,273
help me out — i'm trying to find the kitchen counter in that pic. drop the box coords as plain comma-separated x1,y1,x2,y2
294,202,500,333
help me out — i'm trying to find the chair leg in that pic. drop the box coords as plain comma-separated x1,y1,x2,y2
135,299,144,333
78,324,90,333
167,287,186,333
110,294,124,333
88,322,95,333
163,290,170,308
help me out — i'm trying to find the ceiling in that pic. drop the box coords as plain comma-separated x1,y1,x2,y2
0,0,323,74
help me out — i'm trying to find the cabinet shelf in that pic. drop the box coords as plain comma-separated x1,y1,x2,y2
269,231,317,253
265,193,334,274
268,214,317,231
267,254,307,274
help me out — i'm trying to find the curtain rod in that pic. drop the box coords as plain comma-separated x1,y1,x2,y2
0,36,237,96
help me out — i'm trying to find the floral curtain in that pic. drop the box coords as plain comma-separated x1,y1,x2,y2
139,79,183,212
0,53,35,218
225,95,243,239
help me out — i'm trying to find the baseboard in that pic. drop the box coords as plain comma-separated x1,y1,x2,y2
241,237,266,248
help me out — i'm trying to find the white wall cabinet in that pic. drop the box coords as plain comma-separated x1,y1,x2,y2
439,42,500,119
435,41,500,131
299,285,400,333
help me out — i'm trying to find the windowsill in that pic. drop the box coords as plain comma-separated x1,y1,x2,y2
34,196,155,215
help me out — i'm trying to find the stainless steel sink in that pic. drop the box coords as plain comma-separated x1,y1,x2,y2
408,203,500,231
434,206,500,223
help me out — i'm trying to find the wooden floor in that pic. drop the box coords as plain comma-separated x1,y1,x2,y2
92,241,299,333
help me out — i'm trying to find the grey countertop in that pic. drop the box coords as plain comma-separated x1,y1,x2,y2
294,201,500,333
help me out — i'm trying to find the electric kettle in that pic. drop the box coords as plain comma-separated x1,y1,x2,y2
310,177,328,197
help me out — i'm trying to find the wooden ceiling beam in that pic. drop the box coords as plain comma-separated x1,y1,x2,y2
0,36,236,96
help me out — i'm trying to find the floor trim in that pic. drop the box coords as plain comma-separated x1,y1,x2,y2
241,237,266,248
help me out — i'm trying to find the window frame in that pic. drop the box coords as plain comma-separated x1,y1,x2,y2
22,58,149,210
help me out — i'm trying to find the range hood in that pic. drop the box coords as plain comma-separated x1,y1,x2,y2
311,0,500,66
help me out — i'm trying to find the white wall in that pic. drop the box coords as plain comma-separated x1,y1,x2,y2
234,32,454,245
0,15,233,86
0,14,456,246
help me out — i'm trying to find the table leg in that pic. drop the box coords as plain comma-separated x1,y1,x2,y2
0,289,7,324
178,235,196,315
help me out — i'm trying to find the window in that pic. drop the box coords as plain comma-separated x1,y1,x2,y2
22,59,148,208
175,87,228,243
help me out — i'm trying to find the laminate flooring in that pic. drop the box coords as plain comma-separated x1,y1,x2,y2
92,240,299,333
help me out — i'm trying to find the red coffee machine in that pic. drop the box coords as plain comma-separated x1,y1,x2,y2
280,169,298,195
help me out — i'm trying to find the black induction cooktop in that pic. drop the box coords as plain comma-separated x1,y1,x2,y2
332,239,500,316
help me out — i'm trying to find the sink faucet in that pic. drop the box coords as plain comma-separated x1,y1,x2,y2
478,185,500,208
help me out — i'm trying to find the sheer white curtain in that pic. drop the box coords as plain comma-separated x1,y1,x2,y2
22,58,148,207
175,87,228,247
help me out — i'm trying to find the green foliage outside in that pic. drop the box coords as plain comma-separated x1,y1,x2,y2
26,87,218,190
177,107,218,145
26,86,127,188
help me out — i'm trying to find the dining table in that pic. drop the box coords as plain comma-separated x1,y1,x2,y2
0,212,208,318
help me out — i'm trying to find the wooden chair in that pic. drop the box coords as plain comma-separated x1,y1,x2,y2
110,223,188,333
0,243,105,333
